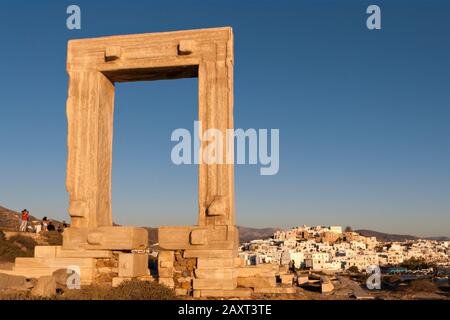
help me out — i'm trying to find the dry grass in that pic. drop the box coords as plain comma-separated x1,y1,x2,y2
0,233,34,262
9,234,37,251
58,280,177,300
41,231,63,245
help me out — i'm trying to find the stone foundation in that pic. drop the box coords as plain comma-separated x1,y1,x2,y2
3,226,150,286
157,248,295,297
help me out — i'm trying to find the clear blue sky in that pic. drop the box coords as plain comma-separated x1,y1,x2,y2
0,0,449,236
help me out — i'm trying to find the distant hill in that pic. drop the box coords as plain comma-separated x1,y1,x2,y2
356,229,449,242
237,226,280,243
0,205,22,230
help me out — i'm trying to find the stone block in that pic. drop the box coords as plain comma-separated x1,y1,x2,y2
158,251,174,277
13,257,96,285
159,226,237,250
237,276,276,288
159,277,175,289
321,282,334,293
197,258,235,269
175,288,189,296
193,290,201,298
234,257,245,267
190,229,207,245
253,286,297,294
280,274,294,285
34,246,58,258
297,275,309,285
61,228,88,249
63,227,148,250
52,269,70,288
200,288,252,298
31,276,56,298
194,268,236,279
158,251,174,265
0,273,33,290
56,247,113,258
87,227,148,250
236,265,277,278
118,253,148,278
193,278,237,290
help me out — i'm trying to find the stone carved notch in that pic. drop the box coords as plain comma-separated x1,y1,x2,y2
206,196,229,216
177,40,195,55
105,46,121,61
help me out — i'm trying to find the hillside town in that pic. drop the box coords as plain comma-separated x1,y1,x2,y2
239,225,450,273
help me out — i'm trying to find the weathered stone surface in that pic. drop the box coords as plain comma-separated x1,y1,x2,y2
200,288,253,298
118,253,148,278
63,227,148,250
158,250,174,278
31,276,56,298
321,275,334,293
236,265,278,278
237,276,276,288
194,268,236,279
0,273,33,290
193,290,201,298
297,275,309,285
321,282,334,293
175,288,189,296
34,246,58,258
57,248,113,258
193,278,237,290
197,258,235,269
280,274,294,285
159,226,237,250
12,257,95,285
234,257,245,267
253,286,297,294
190,229,207,245
52,269,70,288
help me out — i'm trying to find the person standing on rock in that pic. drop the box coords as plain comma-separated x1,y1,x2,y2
19,209,29,232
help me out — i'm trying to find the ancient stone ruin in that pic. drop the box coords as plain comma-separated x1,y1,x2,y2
3,28,295,298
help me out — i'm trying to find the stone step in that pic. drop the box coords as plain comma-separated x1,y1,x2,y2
253,286,297,294
237,276,276,288
15,257,96,269
2,268,94,285
194,268,236,279
196,288,253,298
193,277,237,290
196,257,236,268
236,265,278,278
34,246,114,259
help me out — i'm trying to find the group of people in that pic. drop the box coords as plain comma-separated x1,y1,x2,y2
19,209,68,234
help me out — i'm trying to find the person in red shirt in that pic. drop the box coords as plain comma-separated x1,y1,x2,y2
19,209,29,232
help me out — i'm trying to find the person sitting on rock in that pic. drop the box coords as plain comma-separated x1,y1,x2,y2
47,221,56,231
